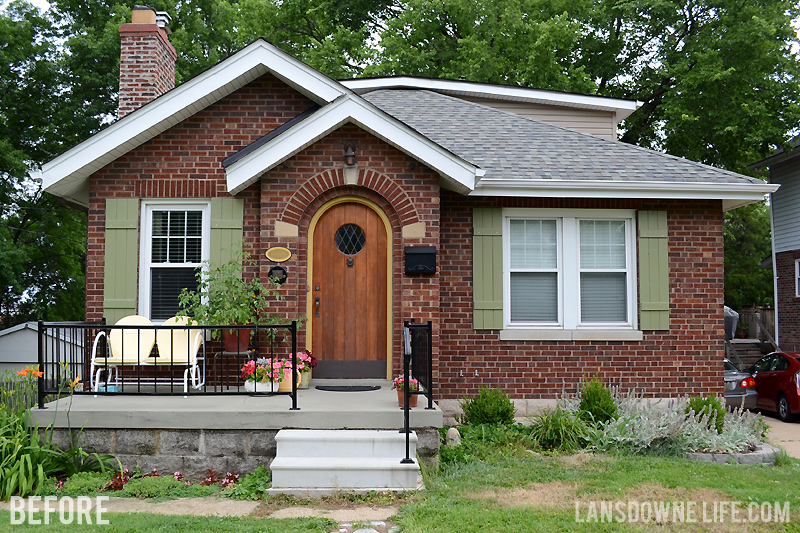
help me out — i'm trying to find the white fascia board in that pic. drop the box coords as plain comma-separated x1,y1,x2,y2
43,39,350,207
471,179,778,211
226,95,480,194
341,77,641,120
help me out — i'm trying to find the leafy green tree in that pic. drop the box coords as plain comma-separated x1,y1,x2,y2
367,0,596,92
0,1,88,327
577,0,800,175
724,201,773,310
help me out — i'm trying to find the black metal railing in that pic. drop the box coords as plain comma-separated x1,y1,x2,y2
401,320,434,463
36,320,299,410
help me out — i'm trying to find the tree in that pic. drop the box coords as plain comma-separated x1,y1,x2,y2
577,0,800,175
366,0,597,93
0,1,88,327
724,201,773,310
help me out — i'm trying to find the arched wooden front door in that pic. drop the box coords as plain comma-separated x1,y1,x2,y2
309,199,389,378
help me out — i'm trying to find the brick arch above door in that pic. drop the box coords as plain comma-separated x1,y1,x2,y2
279,168,420,228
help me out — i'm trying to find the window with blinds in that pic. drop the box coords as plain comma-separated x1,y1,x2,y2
503,209,635,330
579,220,627,322
140,203,209,321
509,219,559,322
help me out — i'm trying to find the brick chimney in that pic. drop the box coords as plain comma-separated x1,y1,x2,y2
118,5,176,118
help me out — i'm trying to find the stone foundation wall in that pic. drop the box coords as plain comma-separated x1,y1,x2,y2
45,427,441,478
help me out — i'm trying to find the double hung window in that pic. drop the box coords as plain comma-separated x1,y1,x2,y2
796,259,800,298
503,209,636,330
139,202,210,320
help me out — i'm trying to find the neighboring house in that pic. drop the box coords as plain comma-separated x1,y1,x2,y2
751,141,800,351
0,322,83,374
40,6,775,400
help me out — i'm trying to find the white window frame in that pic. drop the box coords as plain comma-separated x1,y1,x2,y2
138,201,211,322
501,208,638,340
796,259,800,298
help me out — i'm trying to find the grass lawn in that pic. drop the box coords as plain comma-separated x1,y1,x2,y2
401,453,800,532
2,453,799,532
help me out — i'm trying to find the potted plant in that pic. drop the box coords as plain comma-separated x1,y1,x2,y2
392,376,420,408
240,357,297,393
178,249,284,352
291,351,317,389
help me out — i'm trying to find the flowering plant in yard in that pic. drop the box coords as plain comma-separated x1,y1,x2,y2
240,358,294,383
292,351,317,374
392,376,419,391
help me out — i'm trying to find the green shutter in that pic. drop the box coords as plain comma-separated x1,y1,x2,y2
104,198,139,324
210,198,244,266
473,207,503,330
638,211,669,330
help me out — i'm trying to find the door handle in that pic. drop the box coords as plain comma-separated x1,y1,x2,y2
315,297,320,316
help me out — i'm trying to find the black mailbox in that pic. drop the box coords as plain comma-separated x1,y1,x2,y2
404,246,436,274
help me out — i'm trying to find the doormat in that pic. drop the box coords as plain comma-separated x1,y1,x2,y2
315,385,381,392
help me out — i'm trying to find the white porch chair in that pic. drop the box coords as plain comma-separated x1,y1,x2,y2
90,315,156,391
153,316,205,393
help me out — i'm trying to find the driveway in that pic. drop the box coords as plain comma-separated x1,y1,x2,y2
761,413,800,458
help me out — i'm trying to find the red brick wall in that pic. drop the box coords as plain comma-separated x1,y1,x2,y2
258,123,441,376
776,250,800,350
118,23,176,118
86,75,442,375
87,74,317,321
437,194,725,399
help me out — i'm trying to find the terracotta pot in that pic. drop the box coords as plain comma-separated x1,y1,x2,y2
222,328,251,353
397,389,418,408
277,371,301,392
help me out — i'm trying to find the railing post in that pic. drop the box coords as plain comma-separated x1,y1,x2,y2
401,322,413,464
426,320,434,410
290,321,299,410
37,320,46,409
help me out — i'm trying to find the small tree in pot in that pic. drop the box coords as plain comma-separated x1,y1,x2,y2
178,249,285,352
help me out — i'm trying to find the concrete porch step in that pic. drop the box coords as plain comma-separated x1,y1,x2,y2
270,457,419,490
274,429,417,458
270,429,420,493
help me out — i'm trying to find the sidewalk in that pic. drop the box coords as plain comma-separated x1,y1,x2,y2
0,496,400,532
763,415,800,458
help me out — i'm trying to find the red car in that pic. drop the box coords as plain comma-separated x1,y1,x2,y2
749,351,800,422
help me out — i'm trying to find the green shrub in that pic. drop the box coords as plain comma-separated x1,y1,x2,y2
121,475,217,500
686,395,725,434
458,388,516,425
44,471,110,497
225,465,272,500
528,408,589,452
578,376,617,425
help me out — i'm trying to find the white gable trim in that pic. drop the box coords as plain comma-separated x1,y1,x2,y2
43,39,350,207
341,77,641,120
471,179,779,211
225,94,481,195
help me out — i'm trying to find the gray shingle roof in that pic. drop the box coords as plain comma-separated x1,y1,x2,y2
362,89,762,185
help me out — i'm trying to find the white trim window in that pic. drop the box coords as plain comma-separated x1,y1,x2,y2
796,259,800,298
139,201,210,320
503,209,637,330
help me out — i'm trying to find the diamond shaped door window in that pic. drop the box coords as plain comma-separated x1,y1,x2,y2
335,224,366,255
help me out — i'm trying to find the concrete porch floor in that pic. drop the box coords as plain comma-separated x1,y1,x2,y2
29,379,443,431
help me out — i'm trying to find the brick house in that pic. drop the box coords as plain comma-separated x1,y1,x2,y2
41,6,775,402
751,141,800,351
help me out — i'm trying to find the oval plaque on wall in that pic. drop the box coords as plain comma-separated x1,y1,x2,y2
265,246,292,263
